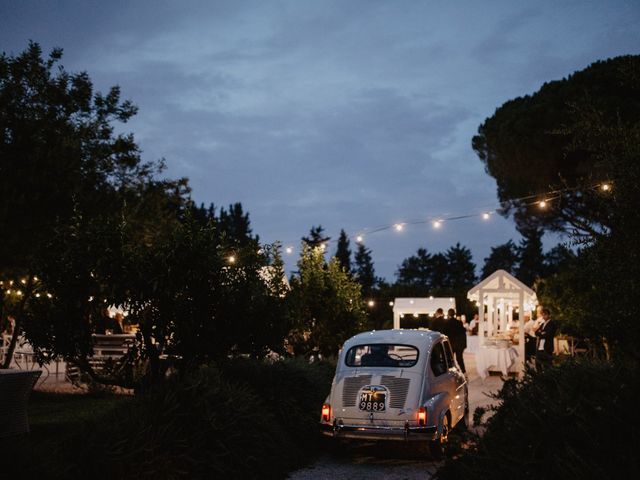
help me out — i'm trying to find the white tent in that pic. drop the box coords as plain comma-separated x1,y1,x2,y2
467,269,537,373
392,297,456,329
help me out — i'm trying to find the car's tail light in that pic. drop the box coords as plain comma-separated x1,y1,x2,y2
322,404,331,422
418,407,427,426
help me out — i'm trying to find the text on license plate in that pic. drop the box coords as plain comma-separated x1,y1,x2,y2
359,392,386,411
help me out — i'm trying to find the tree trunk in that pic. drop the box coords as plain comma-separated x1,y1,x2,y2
2,275,34,369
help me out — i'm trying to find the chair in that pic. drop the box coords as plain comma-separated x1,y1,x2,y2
0,370,42,437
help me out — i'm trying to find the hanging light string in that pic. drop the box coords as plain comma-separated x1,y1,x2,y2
277,180,612,253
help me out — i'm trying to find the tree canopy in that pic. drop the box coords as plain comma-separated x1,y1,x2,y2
472,55,640,236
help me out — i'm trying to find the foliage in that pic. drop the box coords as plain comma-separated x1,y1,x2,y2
302,225,330,248
536,60,640,359
0,44,293,383
437,358,640,479
515,226,545,286
472,55,639,236
222,357,335,444
288,244,367,356
334,229,352,273
396,247,433,287
5,361,334,479
353,242,377,298
0,42,188,368
481,240,519,279
395,243,476,317
120,212,289,387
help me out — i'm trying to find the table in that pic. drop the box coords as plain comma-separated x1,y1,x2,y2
476,345,519,379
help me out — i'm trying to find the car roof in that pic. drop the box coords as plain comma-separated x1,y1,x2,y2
343,329,444,348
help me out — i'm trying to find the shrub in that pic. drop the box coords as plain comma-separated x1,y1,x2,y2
59,365,306,479
437,358,640,479
222,357,335,445
5,359,334,479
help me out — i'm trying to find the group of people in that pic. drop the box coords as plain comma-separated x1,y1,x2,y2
430,305,558,374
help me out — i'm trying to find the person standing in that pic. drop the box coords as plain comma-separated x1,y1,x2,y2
523,313,538,362
535,308,557,369
430,308,446,333
444,308,467,373
466,313,479,335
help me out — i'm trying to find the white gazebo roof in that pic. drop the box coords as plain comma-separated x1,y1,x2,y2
467,269,536,302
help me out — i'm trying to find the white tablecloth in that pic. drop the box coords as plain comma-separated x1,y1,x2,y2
466,335,479,354
476,345,519,379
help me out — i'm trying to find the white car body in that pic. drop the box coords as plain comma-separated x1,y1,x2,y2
320,329,468,445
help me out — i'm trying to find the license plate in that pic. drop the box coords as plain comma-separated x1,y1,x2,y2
359,391,386,411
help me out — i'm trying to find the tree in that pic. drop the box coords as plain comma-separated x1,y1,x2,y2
395,248,432,287
301,225,330,248
472,55,639,237
219,202,257,246
543,244,576,276
288,244,366,356
0,42,188,368
429,253,449,293
481,240,519,279
445,243,477,291
353,243,377,298
480,55,640,359
516,226,545,286
334,229,351,273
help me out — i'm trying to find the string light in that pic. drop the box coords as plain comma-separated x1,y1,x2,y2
356,235,364,243
482,212,491,220
538,200,547,208
394,223,404,232
601,183,611,192
433,220,442,229
367,300,375,307
46,293,53,299
388,301,394,306
16,290,23,296
228,255,236,264
285,246,294,254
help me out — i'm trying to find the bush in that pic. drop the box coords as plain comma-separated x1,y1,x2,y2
437,358,640,480
10,359,334,479
222,357,335,445
56,365,306,479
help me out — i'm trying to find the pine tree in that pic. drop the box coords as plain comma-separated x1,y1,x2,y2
302,225,330,248
354,243,377,297
334,229,351,273
395,248,432,286
445,243,477,291
481,240,519,279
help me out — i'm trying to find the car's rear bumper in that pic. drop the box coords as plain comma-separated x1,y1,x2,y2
320,422,437,441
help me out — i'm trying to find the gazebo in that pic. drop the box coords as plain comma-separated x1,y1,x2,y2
467,270,537,374
392,297,456,330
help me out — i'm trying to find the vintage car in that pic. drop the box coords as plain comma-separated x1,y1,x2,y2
320,329,468,455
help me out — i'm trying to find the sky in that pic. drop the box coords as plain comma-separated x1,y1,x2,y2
1,0,639,280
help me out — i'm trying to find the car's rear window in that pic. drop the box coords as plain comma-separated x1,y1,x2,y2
345,344,419,368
